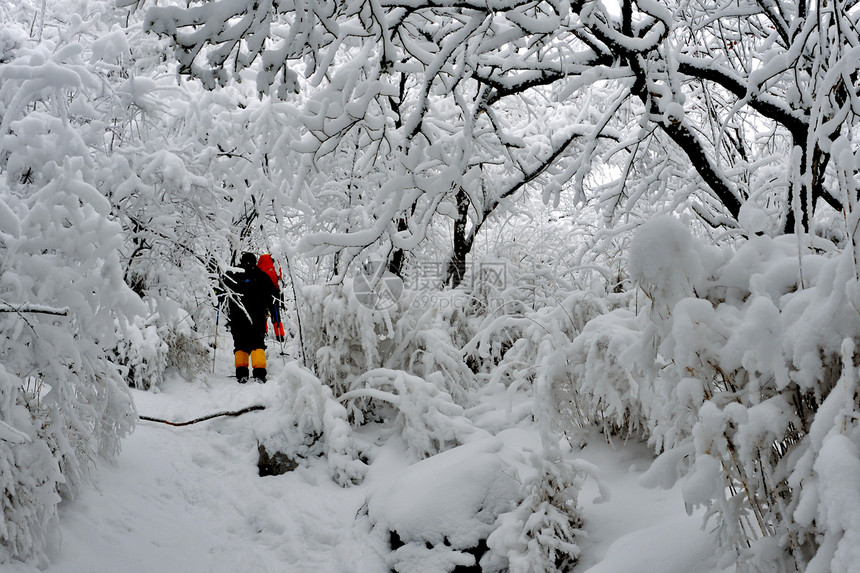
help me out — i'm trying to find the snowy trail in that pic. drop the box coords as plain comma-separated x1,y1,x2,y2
575,437,727,573
43,351,387,573
40,347,723,573
48,414,385,573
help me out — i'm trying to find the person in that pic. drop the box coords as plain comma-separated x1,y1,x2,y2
256,253,286,343
223,252,280,383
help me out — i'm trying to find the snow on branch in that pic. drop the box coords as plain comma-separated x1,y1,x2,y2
0,420,31,444
340,368,482,458
0,302,69,316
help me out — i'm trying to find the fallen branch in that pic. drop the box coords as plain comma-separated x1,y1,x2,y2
0,303,69,316
139,404,266,427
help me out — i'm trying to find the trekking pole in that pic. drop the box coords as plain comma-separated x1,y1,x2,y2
212,302,221,373
273,303,287,357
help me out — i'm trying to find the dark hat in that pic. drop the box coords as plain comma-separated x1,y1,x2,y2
239,252,257,268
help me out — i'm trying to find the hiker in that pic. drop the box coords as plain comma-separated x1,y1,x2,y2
256,253,286,343
223,252,280,383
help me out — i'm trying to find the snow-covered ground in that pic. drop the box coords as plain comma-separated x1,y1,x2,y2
37,346,726,573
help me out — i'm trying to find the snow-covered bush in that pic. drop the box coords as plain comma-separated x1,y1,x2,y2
484,444,590,573
339,369,479,459
161,305,210,383
387,294,478,406
363,432,589,573
561,308,651,438
628,224,845,570
465,289,616,442
115,311,168,390
365,437,524,573
276,362,368,486
551,216,860,572
302,282,477,407
0,365,62,566
302,282,394,396
115,301,210,390
0,159,138,565
789,339,860,573
468,290,610,381
458,258,541,377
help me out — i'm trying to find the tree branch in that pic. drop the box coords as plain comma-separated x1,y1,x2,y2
139,405,266,427
0,303,69,316
677,58,807,137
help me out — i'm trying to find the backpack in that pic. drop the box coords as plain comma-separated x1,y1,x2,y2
257,253,281,288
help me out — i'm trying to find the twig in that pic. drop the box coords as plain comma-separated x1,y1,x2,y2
139,404,266,427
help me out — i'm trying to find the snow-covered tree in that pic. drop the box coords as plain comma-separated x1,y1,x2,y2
6,0,860,571
143,0,860,287
0,7,140,562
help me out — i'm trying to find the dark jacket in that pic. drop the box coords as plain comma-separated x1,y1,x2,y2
224,264,279,349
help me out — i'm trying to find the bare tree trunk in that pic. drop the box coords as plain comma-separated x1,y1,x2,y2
445,186,472,288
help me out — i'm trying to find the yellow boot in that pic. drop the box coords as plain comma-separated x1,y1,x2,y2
235,351,250,384
250,348,267,383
